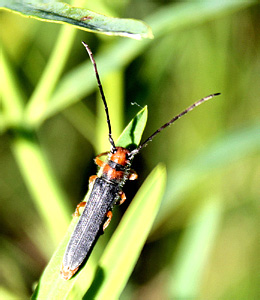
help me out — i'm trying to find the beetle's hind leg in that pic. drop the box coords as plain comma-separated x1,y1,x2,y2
103,211,113,231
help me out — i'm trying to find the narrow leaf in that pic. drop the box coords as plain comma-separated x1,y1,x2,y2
168,198,222,298
0,0,153,40
116,106,148,149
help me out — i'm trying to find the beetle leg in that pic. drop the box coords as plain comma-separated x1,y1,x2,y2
89,175,97,183
128,170,138,180
73,175,98,217
103,211,112,231
116,191,126,206
73,202,86,217
94,151,110,167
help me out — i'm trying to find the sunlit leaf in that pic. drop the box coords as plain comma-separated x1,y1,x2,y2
0,0,153,40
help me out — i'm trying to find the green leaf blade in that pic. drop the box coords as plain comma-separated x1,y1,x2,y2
168,198,222,298
1,0,153,40
116,106,148,149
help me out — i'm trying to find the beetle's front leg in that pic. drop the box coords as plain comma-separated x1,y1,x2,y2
129,170,138,180
94,151,110,167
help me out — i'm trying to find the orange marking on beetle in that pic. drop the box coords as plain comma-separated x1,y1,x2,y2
110,147,130,165
103,165,124,180
101,147,131,180
60,263,79,280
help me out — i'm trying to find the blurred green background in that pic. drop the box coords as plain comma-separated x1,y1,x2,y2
1,1,260,299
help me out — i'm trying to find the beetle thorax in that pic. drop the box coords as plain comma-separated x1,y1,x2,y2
101,147,131,186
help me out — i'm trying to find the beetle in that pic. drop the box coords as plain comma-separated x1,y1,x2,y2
60,41,220,280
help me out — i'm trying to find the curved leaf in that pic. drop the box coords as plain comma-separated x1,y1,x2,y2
0,0,153,40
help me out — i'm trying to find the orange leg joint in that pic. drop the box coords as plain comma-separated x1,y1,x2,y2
73,201,86,217
116,191,126,205
129,170,138,180
103,211,112,231
89,175,97,183
94,151,110,167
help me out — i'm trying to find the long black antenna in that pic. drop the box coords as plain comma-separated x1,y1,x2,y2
130,93,221,157
82,41,116,152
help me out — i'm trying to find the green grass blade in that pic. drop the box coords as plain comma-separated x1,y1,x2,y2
148,1,256,37
31,217,80,300
85,164,166,300
1,46,25,126
11,131,72,246
62,102,96,142
25,15,78,126
168,197,222,298
0,0,153,40
31,107,148,298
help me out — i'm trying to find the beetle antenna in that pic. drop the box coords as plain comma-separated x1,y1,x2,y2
130,93,221,157
82,41,116,152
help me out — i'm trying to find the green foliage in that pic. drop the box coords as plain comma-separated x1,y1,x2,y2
0,0,259,299
1,0,153,40
116,106,147,148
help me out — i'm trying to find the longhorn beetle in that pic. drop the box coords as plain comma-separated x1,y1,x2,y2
60,41,220,280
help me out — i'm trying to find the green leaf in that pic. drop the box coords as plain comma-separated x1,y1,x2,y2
0,0,153,40
31,217,80,299
116,106,148,149
168,198,222,298
31,107,149,298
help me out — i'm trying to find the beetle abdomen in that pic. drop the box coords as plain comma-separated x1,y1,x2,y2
62,178,119,277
